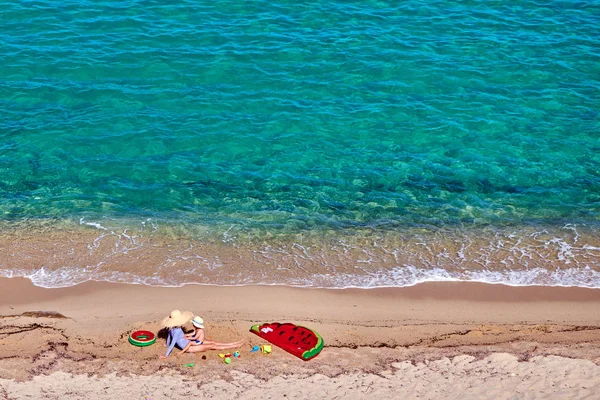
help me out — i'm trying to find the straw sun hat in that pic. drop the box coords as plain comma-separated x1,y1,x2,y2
161,310,193,328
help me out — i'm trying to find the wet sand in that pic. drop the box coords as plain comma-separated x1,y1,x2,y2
1,278,599,399
2,223,599,288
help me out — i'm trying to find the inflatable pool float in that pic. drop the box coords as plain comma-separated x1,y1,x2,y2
250,322,323,361
128,330,156,347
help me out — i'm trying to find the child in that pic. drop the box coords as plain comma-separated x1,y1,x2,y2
185,316,205,344
177,316,208,356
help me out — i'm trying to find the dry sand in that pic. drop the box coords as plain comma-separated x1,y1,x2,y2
1,278,599,399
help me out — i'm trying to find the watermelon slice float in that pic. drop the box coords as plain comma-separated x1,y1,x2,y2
250,322,324,361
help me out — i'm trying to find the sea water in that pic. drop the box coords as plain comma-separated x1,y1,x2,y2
1,0,599,288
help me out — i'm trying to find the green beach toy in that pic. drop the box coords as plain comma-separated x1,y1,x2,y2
181,363,195,367
223,357,232,364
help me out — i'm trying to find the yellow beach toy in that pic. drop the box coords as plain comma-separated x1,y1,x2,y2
260,344,272,354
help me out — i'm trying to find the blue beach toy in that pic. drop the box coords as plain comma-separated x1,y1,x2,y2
250,345,260,353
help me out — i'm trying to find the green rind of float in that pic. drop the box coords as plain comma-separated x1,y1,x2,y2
301,327,324,361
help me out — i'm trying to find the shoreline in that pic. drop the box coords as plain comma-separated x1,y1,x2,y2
4,276,600,303
2,221,600,289
1,278,599,398
7,275,600,291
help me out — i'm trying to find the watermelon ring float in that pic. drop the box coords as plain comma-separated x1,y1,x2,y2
128,330,156,347
250,322,324,361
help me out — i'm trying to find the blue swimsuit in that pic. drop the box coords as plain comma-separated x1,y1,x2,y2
165,327,190,357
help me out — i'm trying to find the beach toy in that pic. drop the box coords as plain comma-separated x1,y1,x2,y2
250,345,260,353
260,344,272,354
223,357,232,364
250,323,324,361
219,353,226,358
128,330,156,347
181,363,195,367
233,351,240,358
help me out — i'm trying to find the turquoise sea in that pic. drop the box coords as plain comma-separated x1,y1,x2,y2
1,1,599,288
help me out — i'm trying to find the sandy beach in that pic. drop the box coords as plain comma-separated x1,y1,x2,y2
0,277,599,399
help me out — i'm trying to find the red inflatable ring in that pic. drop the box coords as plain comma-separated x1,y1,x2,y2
129,330,156,347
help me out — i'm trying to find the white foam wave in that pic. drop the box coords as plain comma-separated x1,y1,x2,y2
79,217,108,231
287,266,600,289
2,265,600,289
2,221,599,289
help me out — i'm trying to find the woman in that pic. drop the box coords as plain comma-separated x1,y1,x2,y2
159,310,244,359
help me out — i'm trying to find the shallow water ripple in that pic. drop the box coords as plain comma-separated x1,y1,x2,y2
0,1,599,287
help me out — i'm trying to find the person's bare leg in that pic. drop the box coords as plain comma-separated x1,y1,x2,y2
177,341,193,356
186,339,244,353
